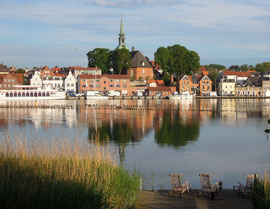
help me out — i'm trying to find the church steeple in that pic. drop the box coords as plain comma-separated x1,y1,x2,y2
116,15,129,50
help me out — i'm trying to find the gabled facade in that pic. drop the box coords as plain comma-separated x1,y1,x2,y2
30,71,42,87
177,75,193,94
65,71,77,92
147,80,165,87
197,75,213,96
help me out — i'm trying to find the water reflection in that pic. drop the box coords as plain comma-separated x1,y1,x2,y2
155,110,200,148
0,99,270,189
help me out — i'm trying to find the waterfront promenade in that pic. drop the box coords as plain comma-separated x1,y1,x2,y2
135,190,253,209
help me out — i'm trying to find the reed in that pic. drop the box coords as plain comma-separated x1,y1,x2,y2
251,168,270,209
0,134,140,209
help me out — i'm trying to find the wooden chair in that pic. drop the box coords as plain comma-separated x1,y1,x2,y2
198,174,220,199
169,174,191,198
233,174,259,198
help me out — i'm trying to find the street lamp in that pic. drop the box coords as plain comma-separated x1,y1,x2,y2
109,67,114,75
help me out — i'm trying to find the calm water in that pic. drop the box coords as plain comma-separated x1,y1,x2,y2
0,99,270,189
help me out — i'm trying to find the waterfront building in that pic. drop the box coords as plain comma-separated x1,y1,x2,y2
78,74,130,95
219,70,251,82
178,75,193,94
0,73,24,89
65,71,77,92
127,50,154,81
40,66,66,90
177,75,213,96
218,78,236,96
235,76,262,96
30,71,42,87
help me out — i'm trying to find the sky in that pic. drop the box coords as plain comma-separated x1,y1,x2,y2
0,0,270,68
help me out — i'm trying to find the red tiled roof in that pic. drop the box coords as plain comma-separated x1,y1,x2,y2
52,67,61,73
223,70,251,77
199,66,207,71
156,80,164,86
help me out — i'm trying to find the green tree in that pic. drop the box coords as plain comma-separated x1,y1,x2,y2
162,72,172,86
240,64,249,71
111,48,132,74
15,68,25,74
154,47,172,73
154,44,200,79
208,70,218,90
87,48,111,74
256,62,270,74
205,64,226,71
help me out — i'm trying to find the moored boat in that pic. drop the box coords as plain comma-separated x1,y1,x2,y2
85,91,108,100
0,85,66,100
168,92,194,99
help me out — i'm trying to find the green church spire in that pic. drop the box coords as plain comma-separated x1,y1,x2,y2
116,15,129,50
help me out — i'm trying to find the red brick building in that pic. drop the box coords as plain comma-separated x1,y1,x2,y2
127,50,154,81
0,73,24,89
177,75,212,96
78,74,130,95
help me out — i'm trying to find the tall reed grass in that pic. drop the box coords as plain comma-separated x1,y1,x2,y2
251,168,270,209
0,134,140,209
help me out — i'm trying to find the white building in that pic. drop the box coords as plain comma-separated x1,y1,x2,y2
65,71,77,92
30,71,42,87
218,79,236,96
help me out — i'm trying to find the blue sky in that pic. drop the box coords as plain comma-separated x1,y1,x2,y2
0,0,270,68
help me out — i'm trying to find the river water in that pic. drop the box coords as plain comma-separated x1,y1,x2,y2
0,99,269,189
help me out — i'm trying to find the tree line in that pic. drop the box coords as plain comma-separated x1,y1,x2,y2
87,48,132,75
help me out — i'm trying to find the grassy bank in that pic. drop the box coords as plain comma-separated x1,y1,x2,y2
251,169,270,209
0,135,140,209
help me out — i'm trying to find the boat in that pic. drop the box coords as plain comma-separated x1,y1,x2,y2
0,85,66,100
168,92,194,100
85,91,108,100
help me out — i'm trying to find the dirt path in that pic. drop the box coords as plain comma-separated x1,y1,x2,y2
135,190,253,209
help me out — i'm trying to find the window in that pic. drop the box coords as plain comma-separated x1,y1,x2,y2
123,79,126,82
96,84,100,88
110,79,113,82
4,79,7,82
96,80,100,82
71,84,74,87
110,84,114,87
82,85,86,87
90,85,94,87
83,79,86,82
187,81,189,84
67,84,70,87
131,70,133,77
11,79,14,82
116,84,120,87
90,80,93,82
104,81,106,84
117,79,119,82
142,69,145,74
123,84,127,88
0,84,2,88
8,84,10,88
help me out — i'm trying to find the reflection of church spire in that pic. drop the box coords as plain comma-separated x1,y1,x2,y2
116,14,129,50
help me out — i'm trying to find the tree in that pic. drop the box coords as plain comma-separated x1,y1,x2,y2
162,72,172,86
208,70,218,90
111,48,132,74
154,44,200,79
256,62,270,74
154,47,172,73
240,64,249,71
205,64,226,71
15,68,25,74
229,65,240,71
87,48,111,74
